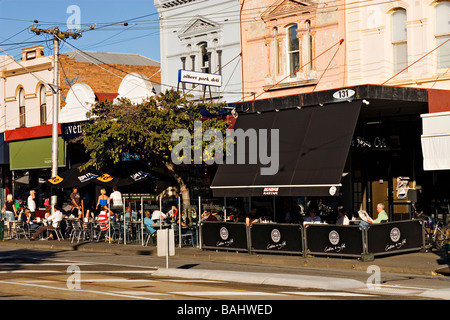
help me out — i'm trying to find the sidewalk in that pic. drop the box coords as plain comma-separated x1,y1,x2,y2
0,238,448,277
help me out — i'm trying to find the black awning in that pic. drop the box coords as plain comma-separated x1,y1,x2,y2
211,101,362,197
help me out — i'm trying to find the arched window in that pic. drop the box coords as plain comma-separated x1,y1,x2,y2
287,24,299,78
199,42,210,73
39,85,47,125
19,88,26,128
392,8,408,73
436,1,450,68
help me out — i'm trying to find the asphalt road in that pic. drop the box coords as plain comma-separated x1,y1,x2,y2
0,246,449,304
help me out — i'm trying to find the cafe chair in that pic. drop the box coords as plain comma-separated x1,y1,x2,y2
48,221,64,241
97,221,109,242
143,228,156,246
70,219,83,243
14,221,28,239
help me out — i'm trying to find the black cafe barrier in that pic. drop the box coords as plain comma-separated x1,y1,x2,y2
200,220,426,259
201,222,249,252
365,220,425,257
304,224,364,258
250,223,303,255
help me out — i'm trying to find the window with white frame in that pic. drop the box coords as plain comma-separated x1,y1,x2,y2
19,88,26,128
435,1,450,68
39,85,47,125
391,8,408,73
287,24,300,78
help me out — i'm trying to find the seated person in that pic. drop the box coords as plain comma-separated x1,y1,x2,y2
143,210,156,235
151,210,167,221
201,210,217,222
336,207,350,226
30,205,63,240
303,209,322,224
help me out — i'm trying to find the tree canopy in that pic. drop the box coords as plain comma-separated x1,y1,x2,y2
81,89,231,202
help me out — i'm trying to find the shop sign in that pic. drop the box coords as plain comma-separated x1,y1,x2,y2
351,136,388,149
178,69,222,87
263,187,279,195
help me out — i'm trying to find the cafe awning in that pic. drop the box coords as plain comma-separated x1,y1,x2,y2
421,111,450,170
211,101,362,197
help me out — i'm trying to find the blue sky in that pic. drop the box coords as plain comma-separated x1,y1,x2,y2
0,0,161,62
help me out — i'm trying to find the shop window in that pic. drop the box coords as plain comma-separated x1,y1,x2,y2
39,85,47,125
435,1,450,68
19,88,26,128
287,24,299,78
391,8,408,73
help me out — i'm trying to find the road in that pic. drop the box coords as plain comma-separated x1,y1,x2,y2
0,246,449,303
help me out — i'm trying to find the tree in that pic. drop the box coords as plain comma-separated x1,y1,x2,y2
81,89,231,205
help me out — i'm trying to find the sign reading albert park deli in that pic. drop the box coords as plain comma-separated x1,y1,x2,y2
305,224,364,257
366,220,424,256
250,223,303,254
201,222,248,251
178,69,222,87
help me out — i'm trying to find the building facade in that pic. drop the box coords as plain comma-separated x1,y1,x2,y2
240,0,346,101
155,0,242,103
0,45,161,201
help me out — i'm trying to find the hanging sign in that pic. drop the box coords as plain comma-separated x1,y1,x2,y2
178,69,222,87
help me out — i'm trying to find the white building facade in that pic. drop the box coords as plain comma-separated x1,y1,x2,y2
346,0,450,89
155,0,242,103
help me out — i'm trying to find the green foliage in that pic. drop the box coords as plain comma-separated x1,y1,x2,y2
81,89,230,171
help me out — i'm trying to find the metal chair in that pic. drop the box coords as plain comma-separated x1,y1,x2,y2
47,221,64,241
97,221,109,242
13,221,28,239
70,219,83,243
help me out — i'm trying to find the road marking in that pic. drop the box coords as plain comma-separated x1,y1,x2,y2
164,279,225,283
111,291,169,296
0,280,159,300
169,291,285,296
282,291,376,297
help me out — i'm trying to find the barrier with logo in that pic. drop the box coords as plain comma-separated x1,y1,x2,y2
365,220,425,257
304,224,365,258
250,223,303,255
200,221,249,252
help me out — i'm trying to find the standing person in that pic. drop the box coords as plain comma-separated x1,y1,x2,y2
109,187,123,213
30,205,63,241
70,188,82,217
27,190,36,220
4,194,17,237
96,188,109,210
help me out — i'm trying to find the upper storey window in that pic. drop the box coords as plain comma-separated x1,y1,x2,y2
436,1,450,68
287,24,299,78
391,8,408,73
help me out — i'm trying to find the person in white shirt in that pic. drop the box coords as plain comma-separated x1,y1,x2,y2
27,190,36,219
30,205,63,240
109,187,123,212
336,207,350,226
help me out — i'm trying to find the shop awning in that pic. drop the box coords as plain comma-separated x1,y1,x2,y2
211,101,362,197
421,111,450,170
9,137,66,171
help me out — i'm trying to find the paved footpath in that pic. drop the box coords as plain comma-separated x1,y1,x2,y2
1,238,449,277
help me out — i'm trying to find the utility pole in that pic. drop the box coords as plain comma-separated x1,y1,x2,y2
30,27,82,209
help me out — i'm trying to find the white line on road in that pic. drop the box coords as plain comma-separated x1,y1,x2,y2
0,280,159,300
